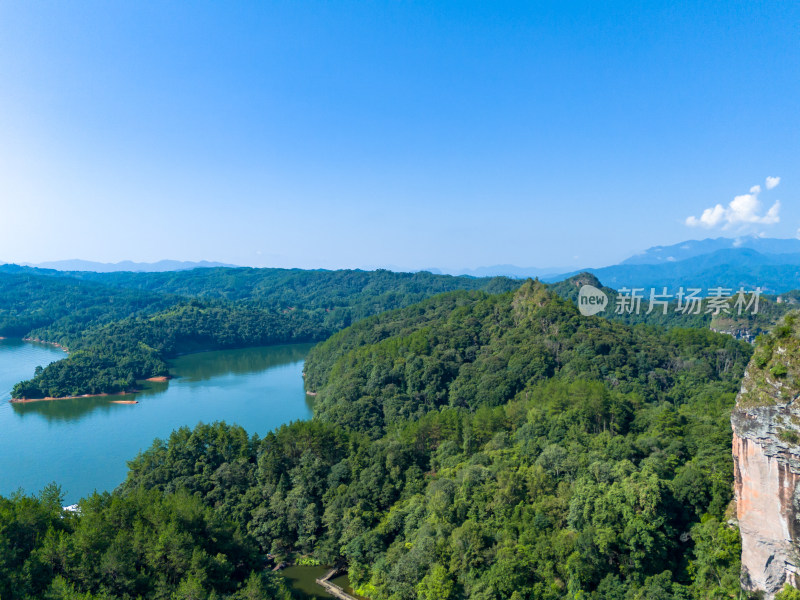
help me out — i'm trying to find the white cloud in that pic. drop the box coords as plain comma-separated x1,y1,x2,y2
685,203,726,227
685,179,781,229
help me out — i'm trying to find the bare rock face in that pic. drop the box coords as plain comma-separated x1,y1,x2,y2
732,407,800,596
732,314,800,598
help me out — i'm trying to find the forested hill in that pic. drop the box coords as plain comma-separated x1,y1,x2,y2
0,264,518,305
115,280,754,599
548,272,795,339
0,269,183,338
304,279,751,437
3,263,787,399
44,266,518,305
0,267,519,398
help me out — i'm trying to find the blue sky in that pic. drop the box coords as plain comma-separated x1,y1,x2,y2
1,1,797,271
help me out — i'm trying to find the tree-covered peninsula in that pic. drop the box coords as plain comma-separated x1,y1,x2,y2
1,266,518,399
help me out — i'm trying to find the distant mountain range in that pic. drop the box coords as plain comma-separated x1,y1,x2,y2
430,237,800,293
541,236,800,293
427,237,800,293
426,265,568,278
15,259,238,273
619,236,800,265
5,236,800,293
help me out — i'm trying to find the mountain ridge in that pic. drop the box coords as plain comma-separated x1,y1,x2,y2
543,247,800,293
16,259,238,272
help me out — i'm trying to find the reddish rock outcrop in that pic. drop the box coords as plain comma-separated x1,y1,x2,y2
732,421,800,597
732,317,800,599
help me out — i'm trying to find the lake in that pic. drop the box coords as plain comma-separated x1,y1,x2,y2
0,338,314,504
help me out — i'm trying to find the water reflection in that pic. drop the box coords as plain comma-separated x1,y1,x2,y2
170,343,314,382
2,341,313,503
11,343,316,422
0,338,66,398
11,395,135,422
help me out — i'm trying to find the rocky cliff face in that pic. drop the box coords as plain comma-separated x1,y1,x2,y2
732,313,800,598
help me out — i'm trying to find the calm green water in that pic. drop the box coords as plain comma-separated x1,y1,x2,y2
278,565,366,600
0,339,314,504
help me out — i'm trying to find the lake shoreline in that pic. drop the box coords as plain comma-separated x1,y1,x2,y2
22,337,69,352
10,391,133,403
9,376,172,403
2,342,313,504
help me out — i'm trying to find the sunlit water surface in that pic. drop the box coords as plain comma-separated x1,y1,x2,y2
0,339,314,504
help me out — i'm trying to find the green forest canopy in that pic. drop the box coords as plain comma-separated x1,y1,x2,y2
0,281,767,599
2,267,796,598
3,265,788,399
1,266,518,398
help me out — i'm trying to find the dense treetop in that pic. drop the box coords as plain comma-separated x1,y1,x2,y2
1,267,518,398
304,280,751,437
1,265,790,598
2,265,788,398
0,483,295,600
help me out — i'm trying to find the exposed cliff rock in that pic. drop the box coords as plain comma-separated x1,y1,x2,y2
732,312,800,598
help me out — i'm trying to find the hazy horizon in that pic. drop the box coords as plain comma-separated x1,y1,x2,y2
6,233,800,276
